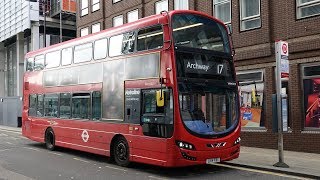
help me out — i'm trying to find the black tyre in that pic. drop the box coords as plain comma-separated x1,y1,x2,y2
45,128,55,151
113,136,130,167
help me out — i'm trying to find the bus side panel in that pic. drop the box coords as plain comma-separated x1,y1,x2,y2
126,124,170,166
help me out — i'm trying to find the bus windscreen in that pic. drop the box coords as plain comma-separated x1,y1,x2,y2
172,14,230,54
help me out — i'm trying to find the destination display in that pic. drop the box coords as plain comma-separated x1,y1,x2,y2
184,59,226,76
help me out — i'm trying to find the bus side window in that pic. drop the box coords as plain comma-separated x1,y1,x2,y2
44,94,59,118
46,51,60,68
92,91,101,120
61,47,73,66
94,38,108,60
72,93,91,119
60,93,71,119
122,32,135,54
137,25,163,51
74,43,93,64
29,94,37,116
37,94,44,117
26,58,34,71
34,55,45,71
109,34,123,57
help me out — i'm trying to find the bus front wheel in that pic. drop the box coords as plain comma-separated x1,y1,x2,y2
45,128,55,151
113,136,130,167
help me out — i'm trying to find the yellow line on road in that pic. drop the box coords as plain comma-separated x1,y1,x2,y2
214,163,312,180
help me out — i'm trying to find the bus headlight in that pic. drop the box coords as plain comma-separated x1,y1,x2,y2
234,137,241,145
176,141,195,150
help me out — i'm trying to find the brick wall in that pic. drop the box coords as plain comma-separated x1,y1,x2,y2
75,0,320,153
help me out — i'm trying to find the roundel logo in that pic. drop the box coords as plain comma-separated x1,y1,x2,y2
81,130,89,143
282,43,288,55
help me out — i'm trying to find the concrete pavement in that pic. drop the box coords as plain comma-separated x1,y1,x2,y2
0,125,319,179
226,146,320,179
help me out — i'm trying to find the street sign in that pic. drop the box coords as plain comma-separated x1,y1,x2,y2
276,41,289,78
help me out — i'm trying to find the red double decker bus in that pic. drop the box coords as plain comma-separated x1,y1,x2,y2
22,10,240,167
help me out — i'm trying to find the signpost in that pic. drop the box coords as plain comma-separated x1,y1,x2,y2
274,40,289,168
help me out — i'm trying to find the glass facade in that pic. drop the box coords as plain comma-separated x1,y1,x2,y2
237,70,265,128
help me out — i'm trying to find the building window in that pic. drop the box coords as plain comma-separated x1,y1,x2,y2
213,0,231,24
113,0,121,3
155,0,168,14
92,0,100,12
297,0,320,19
127,9,139,23
92,23,101,33
81,0,89,16
80,27,89,37
237,70,265,128
302,64,320,129
113,15,123,27
240,0,261,31
174,0,189,10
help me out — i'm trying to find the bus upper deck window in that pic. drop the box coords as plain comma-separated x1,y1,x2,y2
137,25,163,51
26,58,34,71
34,55,45,71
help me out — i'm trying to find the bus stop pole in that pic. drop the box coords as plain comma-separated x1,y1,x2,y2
273,41,289,168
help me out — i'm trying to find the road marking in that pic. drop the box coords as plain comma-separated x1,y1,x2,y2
0,129,21,135
48,152,62,156
0,148,13,152
148,176,168,180
6,142,14,145
105,165,127,172
23,147,41,152
215,163,312,180
73,157,90,163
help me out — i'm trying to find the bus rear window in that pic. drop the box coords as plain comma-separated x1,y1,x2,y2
137,25,163,51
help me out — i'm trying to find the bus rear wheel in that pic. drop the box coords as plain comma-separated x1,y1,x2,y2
45,128,55,151
113,136,130,167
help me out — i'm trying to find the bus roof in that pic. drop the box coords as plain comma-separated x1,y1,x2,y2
25,10,224,58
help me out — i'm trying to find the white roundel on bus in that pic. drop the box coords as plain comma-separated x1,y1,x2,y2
81,130,89,142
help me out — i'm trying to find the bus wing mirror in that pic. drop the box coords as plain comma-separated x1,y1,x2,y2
156,90,164,107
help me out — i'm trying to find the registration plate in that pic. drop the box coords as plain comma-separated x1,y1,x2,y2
206,158,220,164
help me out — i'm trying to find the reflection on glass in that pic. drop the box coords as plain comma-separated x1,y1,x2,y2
172,14,230,53
44,94,59,117
72,93,90,119
60,93,71,119
34,55,45,71
304,78,320,128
